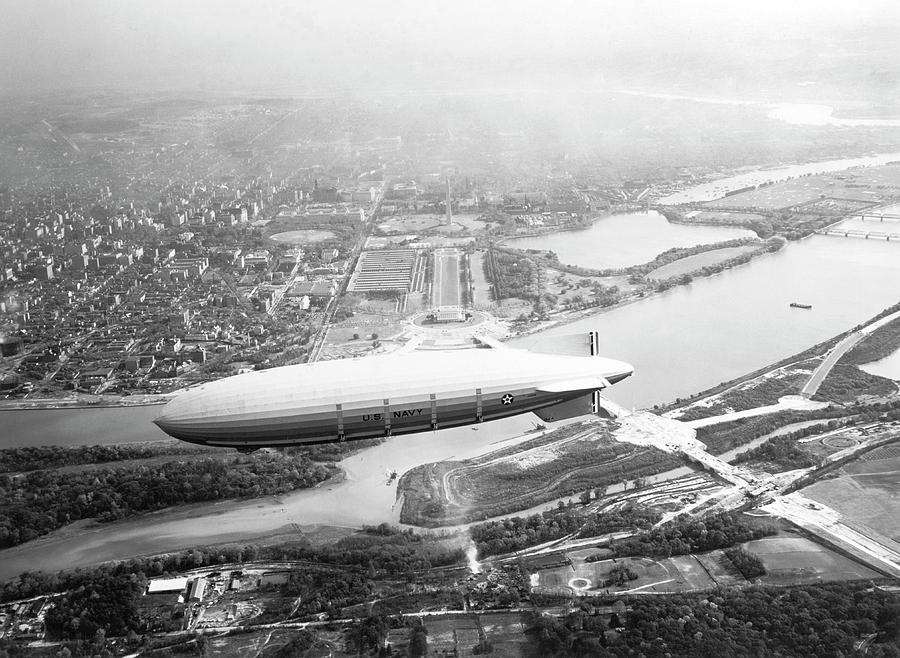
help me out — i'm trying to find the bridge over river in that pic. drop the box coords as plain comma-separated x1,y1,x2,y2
818,227,900,241
856,212,900,222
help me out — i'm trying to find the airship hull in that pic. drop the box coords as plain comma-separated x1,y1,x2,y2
153,348,632,448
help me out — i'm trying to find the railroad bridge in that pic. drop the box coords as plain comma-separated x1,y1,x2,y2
818,228,900,241
856,212,900,222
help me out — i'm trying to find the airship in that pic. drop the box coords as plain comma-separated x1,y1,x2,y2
153,331,633,449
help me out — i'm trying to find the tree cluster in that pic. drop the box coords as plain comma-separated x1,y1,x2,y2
814,364,897,403
609,512,776,559
482,248,538,301
526,582,900,657
695,409,848,455
724,547,766,580
0,442,211,473
844,316,900,365
470,504,660,558
603,563,639,587
471,510,585,557
346,613,390,656
0,452,335,547
44,573,145,640
269,630,316,657
577,506,661,540
277,569,373,619
2,531,466,613
321,527,465,574
733,434,818,470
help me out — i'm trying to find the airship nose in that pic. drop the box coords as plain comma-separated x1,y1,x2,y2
153,401,181,438
153,387,205,439
152,412,173,434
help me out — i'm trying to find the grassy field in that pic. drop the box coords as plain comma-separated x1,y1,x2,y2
803,448,900,542
377,214,443,233
536,549,737,595
544,267,641,308
647,245,759,280
536,551,695,594
377,213,474,235
745,535,881,585
469,251,494,308
320,312,406,358
533,533,881,597
268,229,337,244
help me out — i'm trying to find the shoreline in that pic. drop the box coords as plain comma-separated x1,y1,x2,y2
507,236,787,348
0,393,173,411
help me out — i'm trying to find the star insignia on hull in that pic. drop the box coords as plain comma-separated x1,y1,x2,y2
501,393,514,405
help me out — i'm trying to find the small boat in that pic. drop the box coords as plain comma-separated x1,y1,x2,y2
790,302,813,310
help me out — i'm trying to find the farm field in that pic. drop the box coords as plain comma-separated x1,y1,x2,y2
803,446,900,542
745,535,881,585
425,613,529,658
647,245,759,280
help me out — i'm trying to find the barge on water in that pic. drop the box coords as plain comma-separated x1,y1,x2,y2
790,302,813,310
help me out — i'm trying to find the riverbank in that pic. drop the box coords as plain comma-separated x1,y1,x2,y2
0,392,173,410
655,151,900,205
506,237,782,347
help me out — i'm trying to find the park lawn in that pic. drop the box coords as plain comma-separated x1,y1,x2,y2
647,245,759,280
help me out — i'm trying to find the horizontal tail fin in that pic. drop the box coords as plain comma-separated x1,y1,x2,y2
523,330,601,357
537,376,610,393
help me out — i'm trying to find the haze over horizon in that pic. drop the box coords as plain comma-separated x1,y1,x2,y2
2,0,899,101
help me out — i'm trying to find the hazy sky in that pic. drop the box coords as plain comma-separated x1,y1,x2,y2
1,0,898,94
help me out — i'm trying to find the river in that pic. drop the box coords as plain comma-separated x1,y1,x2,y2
1,405,168,449
768,104,900,128
829,202,900,235
0,415,540,580
860,350,900,381
658,152,900,205
2,155,900,578
509,235,900,410
505,210,754,269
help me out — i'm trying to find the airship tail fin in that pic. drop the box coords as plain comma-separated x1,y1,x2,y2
534,390,624,422
533,392,598,422
523,330,602,357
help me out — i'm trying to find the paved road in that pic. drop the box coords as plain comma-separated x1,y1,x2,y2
802,308,900,398
801,331,864,397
